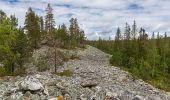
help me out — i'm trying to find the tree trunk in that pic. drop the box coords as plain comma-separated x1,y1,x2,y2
54,40,57,73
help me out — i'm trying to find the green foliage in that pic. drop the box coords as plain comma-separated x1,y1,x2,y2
0,10,31,75
69,18,85,48
53,18,85,49
35,56,49,72
87,21,170,91
110,51,123,66
0,67,6,77
12,67,26,76
55,24,69,48
25,7,40,49
0,5,85,76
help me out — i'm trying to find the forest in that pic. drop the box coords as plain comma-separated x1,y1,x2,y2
0,4,85,76
0,3,170,92
87,21,170,91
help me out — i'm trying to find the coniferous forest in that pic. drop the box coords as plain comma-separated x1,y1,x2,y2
0,3,170,93
0,4,85,76
87,21,170,91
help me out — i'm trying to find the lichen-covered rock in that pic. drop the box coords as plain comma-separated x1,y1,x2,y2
18,76,44,91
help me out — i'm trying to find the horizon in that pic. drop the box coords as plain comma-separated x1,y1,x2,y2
0,0,170,40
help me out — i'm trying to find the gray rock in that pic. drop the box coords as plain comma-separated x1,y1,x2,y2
0,63,4,68
132,95,145,100
18,76,44,91
105,92,119,100
24,91,31,97
64,94,70,100
10,92,23,100
80,80,98,88
0,46,170,100
80,94,87,100
30,94,41,100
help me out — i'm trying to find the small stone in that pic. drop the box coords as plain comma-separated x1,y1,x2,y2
44,85,49,96
80,80,98,88
91,95,97,100
80,94,87,100
105,92,119,100
64,94,70,100
11,92,23,100
132,95,144,100
30,94,41,100
24,91,31,97
49,96,63,100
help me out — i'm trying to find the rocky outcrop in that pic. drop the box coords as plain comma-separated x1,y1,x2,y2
0,45,170,100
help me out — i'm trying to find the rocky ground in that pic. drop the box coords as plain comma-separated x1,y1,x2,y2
0,45,170,100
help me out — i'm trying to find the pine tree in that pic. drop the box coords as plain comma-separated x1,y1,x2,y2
114,27,121,51
0,10,6,22
122,23,131,66
69,18,74,38
13,28,31,67
131,21,138,59
61,24,69,46
24,7,40,49
162,32,169,74
124,22,131,40
0,12,23,74
69,18,83,47
10,15,18,27
147,32,160,77
39,16,44,33
138,28,148,59
74,18,80,45
79,29,85,47
45,3,55,36
132,20,137,40
55,24,69,47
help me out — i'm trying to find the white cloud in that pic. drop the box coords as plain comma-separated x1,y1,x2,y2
0,0,170,40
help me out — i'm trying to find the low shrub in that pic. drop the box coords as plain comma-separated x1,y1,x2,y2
35,56,49,72
0,67,6,77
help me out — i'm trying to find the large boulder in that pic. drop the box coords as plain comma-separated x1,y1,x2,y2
80,79,98,88
18,76,44,91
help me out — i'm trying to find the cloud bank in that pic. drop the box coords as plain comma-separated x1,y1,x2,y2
0,0,170,40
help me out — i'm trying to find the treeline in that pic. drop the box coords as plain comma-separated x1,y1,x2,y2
0,4,85,76
87,21,170,91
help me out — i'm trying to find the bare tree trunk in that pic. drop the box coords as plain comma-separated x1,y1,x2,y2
54,40,57,73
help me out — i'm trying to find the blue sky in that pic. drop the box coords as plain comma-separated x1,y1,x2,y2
0,0,170,40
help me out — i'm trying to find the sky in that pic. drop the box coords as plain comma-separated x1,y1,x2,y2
0,0,170,40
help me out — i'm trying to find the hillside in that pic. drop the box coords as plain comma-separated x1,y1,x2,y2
0,45,170,100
